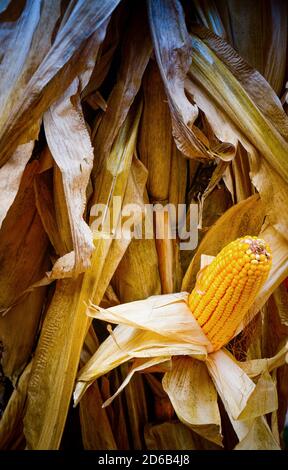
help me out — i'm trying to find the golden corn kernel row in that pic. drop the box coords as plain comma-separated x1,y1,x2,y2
188,236,272,350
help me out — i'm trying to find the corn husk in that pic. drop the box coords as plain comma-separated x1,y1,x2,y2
145,421,221,450
74,291,287,448
163,356,222,446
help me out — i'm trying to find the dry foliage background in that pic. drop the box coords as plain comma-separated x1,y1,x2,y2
0,0,287,450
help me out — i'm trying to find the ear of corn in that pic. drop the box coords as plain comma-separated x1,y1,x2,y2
189,236,272,350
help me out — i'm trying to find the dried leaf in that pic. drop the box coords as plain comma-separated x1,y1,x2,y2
193,0,226,39
120,363,148,449
216,0,287,95
110,158,161,303
148,0,208,160
0,142,34,228
93,2,152,172
138,59,172,203
0,362,31,450
190,27,288,180
79,326,116,450
0,0,61,137
44,77,95,275
144,421,221,450
233,416,280,450
163,357,222,446
0,0,121,166
79,380,117,450
0,286,47,380
23,104,142,449
0,161,49,311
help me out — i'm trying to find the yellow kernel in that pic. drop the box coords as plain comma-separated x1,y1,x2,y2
188,236,272,351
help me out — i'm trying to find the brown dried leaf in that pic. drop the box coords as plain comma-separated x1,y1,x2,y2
0,362,31,450
0,161,49,311
0,142,34,228
44,78,95,275
148,0,210,160
0,0,121,166
216,0,287,95
93,2,152,173
23,104,142,449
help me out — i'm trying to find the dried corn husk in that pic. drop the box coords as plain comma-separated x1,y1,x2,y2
74,291,287,448
145,421,221,450
163,356,222,446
